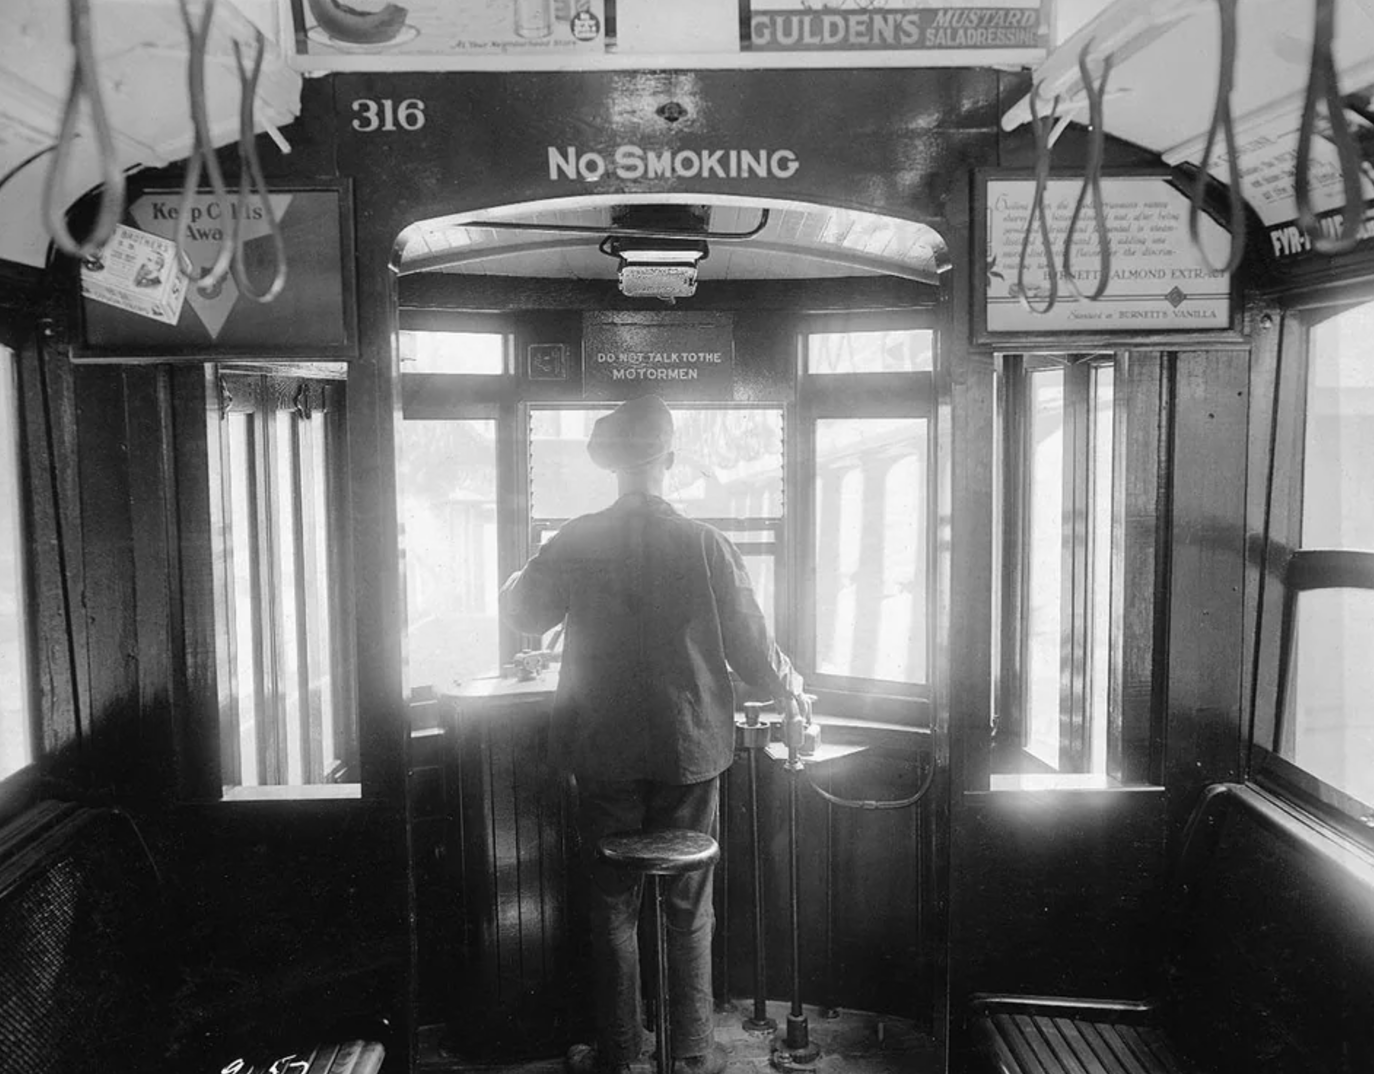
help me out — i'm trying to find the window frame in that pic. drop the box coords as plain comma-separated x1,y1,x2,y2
206,368,358,797
398,310,942,726
1251,296,1374,840
796,313,938,722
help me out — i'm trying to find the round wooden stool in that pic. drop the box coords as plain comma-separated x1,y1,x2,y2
597,829,721,1074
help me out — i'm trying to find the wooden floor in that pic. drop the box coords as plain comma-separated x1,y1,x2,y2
418,1001,942,1074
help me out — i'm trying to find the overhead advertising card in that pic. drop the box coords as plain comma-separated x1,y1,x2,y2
79,225,188,327
744,0,1046,56
983,176,1234,335
290,0,608,65
1182,109,1374,263
287,0,1050,70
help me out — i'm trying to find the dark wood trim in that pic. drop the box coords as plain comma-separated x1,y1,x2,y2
401,376,514,418
125,366,181,799
1119,351,1167,786
1163,348,1251,848
797,371,936,416
21,343,87,762
170,366,222,800
1250,314,1306,760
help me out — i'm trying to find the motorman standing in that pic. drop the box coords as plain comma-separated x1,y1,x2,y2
500,394,808,1074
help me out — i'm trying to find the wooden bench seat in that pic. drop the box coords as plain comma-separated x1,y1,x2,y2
968,781,1374,1074
972,998,1189,1074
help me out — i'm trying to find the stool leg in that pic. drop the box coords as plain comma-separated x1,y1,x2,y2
653,874,672,1074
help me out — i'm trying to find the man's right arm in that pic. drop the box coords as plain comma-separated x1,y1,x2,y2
710,535,805,710
499,539,569,636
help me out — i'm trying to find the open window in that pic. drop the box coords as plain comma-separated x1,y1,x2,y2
798,316,935,717
993,352,1165,787
207,370,358,799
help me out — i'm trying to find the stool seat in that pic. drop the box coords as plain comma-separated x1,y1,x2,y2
597,829,720,876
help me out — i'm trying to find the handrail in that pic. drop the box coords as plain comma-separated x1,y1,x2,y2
1189,0,1247,276
42,0,126,260
176,0,236,294
472,209,772,242
1016,89,1060,315
806,743,935,811
231,31,288,304
1295,0,1365,254
1284,548,1374,592
1061,43,1113,303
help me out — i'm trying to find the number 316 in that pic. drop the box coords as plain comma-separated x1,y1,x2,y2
351,98,426,132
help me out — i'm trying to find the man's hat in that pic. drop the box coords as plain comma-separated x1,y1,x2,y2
587,395,674,472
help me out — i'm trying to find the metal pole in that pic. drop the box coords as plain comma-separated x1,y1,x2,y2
773,756,818,1068
746,746,775,1031
654,875,671,1074
787,764,805,1032
738,702,775,1034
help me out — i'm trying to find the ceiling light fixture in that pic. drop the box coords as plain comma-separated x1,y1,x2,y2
605,236,710,302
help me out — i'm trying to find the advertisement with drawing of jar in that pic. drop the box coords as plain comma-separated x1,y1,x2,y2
292,0,606,64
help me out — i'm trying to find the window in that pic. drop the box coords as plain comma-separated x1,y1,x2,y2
1268,302,1374,816
801,317,935,706
399,330,505,374
528,406,785,635
997,356,1121,776
807,328,933,374
0,346,30,781
208,372,356,798
400,419,500,692
813,418,927,683
391,309,939,719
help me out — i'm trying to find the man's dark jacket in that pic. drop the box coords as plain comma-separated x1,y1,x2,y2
500,492,801,783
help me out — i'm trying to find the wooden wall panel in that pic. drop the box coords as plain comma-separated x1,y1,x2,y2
950,787,1168,1003
447,703,588,1059
73,366,139,789
1164,351,1251,840
166,802,408,1054
15,344,82,771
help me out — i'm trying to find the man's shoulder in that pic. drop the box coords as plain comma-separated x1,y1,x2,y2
556,500,731,547
664,514,736,558
546,504,623,544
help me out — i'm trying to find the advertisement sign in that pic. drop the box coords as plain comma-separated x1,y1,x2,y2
1174,109,1374,263
583,313,735,401
289,0,1050,71
79,184,356,360
80,225,188,327
981,175,1234,335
